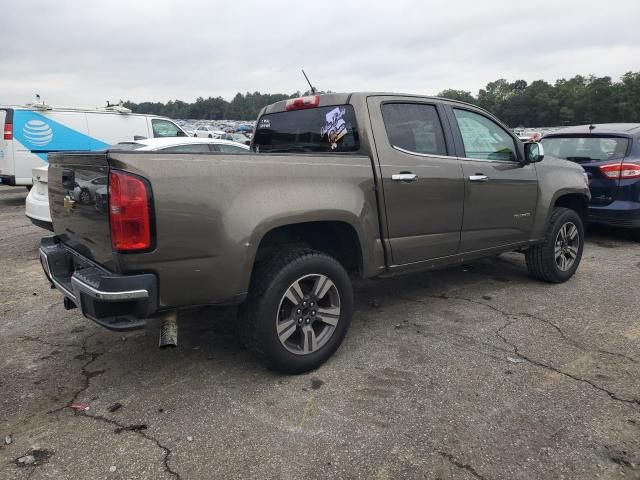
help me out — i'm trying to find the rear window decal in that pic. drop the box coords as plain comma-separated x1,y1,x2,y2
258,118,271,129
321,107,347,150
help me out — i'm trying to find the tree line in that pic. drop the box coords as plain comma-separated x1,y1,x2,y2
124,92,298,122
438,72,640,127
124,72,640,127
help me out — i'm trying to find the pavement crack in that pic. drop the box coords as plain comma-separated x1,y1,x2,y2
79,413,181,479
46,334,181,479
495,320,640,408
47,334,103,414
438,451,488,480
17,335,80,349
401,294,640,408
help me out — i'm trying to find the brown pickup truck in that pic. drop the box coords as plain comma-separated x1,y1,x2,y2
40,92,590,373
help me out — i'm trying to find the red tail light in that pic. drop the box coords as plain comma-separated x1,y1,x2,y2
109,170,152,252
599,163,640,180
285,95,320,111
3,123,12,140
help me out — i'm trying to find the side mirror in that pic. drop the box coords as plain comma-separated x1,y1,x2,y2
524,142,544,164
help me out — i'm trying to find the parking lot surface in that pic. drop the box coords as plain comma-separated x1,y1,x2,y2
1,185,639,479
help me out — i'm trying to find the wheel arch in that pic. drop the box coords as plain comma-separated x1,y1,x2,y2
249,219,365,280
552,191,589,225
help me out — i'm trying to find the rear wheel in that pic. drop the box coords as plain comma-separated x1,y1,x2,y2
526,207,584,283
240,249,353,374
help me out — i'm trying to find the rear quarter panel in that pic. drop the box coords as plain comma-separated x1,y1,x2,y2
108,152,384,309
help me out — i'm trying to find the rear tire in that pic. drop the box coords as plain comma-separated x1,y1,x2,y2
526,207,584,283
240,248,353,374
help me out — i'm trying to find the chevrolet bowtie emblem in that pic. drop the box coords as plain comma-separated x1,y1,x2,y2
63,195,76,211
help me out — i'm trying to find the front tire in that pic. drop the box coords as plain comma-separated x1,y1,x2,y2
240,249,353,374
526,207,584,283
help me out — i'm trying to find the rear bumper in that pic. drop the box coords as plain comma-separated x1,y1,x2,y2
588,201,640,229
39,237,158,331
0,174,16,186
25,185,53,227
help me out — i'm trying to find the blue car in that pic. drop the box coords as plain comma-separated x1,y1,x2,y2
542,124,640,231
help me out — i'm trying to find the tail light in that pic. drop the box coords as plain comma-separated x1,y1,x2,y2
109,170,152,252
285,95,320,111
3,123,12,140
599,163,640,180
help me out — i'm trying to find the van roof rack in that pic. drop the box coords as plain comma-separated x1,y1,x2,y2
25,94,52,110
100,101,132,114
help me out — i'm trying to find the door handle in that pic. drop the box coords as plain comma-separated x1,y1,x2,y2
468,174,489,182
391,173,418,182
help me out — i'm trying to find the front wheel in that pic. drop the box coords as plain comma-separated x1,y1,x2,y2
526,207,584,283
240,249,353,374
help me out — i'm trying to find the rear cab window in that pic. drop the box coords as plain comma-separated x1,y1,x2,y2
252,105,359,153
381,103,447,156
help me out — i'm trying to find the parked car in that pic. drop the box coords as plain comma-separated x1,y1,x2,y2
39,92,589,374
229,133,251,145
193,125,225,138
0,101,186,188
27,137,248,230
541,124,640,231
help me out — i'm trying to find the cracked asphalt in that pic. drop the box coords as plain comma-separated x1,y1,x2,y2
1,185,639,479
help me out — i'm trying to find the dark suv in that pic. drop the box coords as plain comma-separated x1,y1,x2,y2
542,124,640,231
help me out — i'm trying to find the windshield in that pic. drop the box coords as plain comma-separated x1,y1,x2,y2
541,136,629,162
253,104,360,153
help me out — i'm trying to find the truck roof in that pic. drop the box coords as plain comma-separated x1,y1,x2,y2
262,91,492,117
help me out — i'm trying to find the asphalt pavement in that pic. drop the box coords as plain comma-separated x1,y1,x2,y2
1,185,639,479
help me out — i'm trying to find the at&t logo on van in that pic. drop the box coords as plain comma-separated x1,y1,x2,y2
23,120,53,147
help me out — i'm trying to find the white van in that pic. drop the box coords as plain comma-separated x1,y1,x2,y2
0,103,186,187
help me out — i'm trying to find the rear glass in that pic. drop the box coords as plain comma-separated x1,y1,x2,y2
253,105,359,153
541,136,629,162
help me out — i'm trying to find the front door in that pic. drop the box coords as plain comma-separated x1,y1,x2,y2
447,107,538,252
367,97,464,265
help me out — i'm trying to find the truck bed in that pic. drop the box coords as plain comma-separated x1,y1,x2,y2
47,150,384,309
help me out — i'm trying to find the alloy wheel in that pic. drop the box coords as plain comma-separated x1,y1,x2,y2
276,274,341,355
554,222,580,271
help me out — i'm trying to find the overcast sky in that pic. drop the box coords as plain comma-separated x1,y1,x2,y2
2,0,639,107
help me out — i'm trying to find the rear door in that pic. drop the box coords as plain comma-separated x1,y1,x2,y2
446,106,538,252
13,110,93,183
367,97,464,264
0,108,14,182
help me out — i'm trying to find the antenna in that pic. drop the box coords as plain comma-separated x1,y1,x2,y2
302,69,316,95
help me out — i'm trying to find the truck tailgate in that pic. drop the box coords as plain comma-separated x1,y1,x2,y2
48,152,116,269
